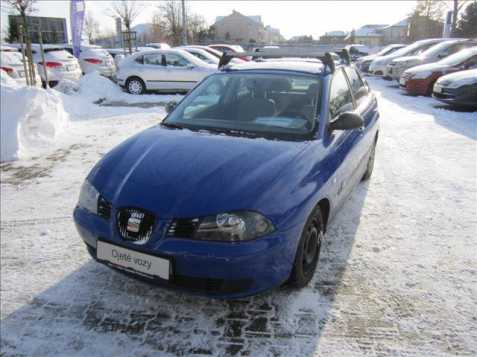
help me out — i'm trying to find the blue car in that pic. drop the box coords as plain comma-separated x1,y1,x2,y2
74,52,379,298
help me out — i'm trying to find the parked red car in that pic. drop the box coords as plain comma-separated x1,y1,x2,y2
400,47,477,95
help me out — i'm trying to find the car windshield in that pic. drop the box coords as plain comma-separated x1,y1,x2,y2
390,41,435,57
378,45,402,56
164,72,321,140
420,41,455,58
438,48,477,66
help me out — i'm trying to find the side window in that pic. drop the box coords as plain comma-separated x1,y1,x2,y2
135,55,144,64
164,54,190,67
345,67,368,106
463,55,477,69
143,54,162,65
329,69,354,120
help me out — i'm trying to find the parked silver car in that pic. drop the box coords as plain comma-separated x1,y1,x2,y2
116,49,217,94
356,44,405,73
175,46,219,65
368,38,445,77
388,39,477,81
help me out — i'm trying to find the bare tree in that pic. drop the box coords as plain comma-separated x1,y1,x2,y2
110,0,143,54
413,0,447,20
187,13,207,43
84,12,100,44
155,1,207,45
157,0,182,45
5,0,37,86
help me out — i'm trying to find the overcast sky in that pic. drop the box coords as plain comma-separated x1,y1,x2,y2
1,0,455,41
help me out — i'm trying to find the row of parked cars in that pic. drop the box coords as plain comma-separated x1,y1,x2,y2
0,43,115,87
0,42,245,90
357,38,477,108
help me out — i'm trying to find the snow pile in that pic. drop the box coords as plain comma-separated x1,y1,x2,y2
77,72,124,102
68,71,183,105
1,72,68,162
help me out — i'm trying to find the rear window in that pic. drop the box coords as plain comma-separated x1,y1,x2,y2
44,49,74,60
0,51,22,65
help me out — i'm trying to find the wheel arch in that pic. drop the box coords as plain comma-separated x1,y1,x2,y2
126,75,146,89
317,198,330,233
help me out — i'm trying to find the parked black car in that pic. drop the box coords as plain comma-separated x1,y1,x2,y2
433,69,477,109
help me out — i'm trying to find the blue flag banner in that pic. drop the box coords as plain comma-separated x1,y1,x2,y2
70,0,85,58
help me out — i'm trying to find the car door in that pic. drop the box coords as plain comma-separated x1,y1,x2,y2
344,66,379,184
141,53,167,90
162,53,200,91
324,67,376,211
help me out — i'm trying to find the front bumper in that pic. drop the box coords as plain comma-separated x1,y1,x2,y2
73,207,299,298
404,78,433,96
433,85,477,108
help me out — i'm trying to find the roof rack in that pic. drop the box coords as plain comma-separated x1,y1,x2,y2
218,49,351,73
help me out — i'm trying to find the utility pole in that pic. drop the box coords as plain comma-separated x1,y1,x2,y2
181,0,187,45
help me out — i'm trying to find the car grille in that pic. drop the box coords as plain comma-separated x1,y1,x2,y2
97,196,111,219
117,208,155,244
167,218,200,238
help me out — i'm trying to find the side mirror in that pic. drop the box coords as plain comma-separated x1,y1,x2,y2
186,65,196,70
329,112,364,132
165,101,177,114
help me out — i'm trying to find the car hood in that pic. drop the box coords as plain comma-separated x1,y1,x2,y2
88,126,309,218
437,69,477,87
393,55,422,64
406,62,449,74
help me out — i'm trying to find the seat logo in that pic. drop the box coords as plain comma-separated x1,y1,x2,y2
126,212,144,233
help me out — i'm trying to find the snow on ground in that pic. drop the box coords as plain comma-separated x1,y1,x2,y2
0,72,183,162
1,77,476,356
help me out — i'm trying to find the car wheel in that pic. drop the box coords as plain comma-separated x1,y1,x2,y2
288,206,324,288
362,142,376,181
126,77,145,95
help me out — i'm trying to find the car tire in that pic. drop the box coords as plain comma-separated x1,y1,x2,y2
126,77,145,95
362,142,376,181
288,206,324,288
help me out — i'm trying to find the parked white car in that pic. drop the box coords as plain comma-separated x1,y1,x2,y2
116,49,217,94
145,43,171,49
185,45,245,64
369,38,445,77
0,45,42,87
356,44,405,73
388,39,477,81
29,45,81,87
65,45,116,77
175,46,219,65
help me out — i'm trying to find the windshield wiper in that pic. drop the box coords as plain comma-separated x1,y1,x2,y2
161,122,185,130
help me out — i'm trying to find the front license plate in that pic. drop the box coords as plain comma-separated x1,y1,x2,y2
97,240,170,280
434,84,442,93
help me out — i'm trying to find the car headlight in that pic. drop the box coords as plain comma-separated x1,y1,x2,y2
173,211,275,242
78,180,99,214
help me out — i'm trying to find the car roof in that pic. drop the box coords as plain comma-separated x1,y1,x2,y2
227,60,326,75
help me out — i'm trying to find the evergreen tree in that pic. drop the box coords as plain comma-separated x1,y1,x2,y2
457,1,477,37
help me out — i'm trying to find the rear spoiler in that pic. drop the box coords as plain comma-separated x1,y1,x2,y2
218,48,351,73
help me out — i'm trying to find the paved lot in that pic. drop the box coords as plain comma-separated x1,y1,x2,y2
1,78,476,356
